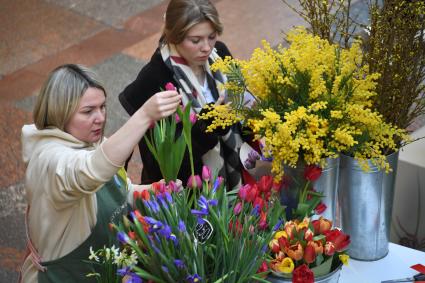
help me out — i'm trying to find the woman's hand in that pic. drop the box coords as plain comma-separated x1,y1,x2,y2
141,90,182,122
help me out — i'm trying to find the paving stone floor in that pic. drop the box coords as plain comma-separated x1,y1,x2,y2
0,0,307,281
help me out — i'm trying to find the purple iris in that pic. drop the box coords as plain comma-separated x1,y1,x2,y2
158,224,172,239
117,231,130,244
186,274,202,282
164,191,173,203
191,196,218,219
178,220,186,233
169,234,178,246
144,217,163,233
150,199,160,213
212,177,223,194
117,267,142,283
273,219,284,231
156,194,169,210
251,205,260,217
174,259,185,269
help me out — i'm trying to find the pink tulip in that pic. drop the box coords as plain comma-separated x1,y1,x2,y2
187,175,202,189
175,113,181,123
202,165,211,182
233,202,243,215
189,113,197,124
238,184,250,201
165,82,176,91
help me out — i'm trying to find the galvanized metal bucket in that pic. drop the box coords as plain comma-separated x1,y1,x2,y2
338,152,399,261
313,157,340,222
267,263,343,283
280,158,340,223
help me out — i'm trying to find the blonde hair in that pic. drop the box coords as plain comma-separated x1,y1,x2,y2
162,0,223,44
33,64,106,131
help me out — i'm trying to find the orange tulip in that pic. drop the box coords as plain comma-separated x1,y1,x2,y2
284,221,297,239
286,242,303,261
312,217,332,234
311,240,324,255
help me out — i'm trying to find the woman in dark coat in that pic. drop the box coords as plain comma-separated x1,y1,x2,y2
119,0,252,189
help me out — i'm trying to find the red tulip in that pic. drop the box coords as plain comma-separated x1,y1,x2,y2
253,197,265,210
277,235,289,250
229,220,243,236
292,264,314,283
315,202,327,214
141,189,150,201
269,239,281,253
304,228,314,241
152,181,166,194
258,175,273,192
304,165,322,181
246,184,259,203
258,211,268,230
304,241,316,264
257,261,268,274
324,229,350,252
128,231,136,240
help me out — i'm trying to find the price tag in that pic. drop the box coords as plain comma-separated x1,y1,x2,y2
193,219,214,244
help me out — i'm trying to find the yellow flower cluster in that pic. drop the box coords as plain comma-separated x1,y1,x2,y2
197,104,243,133
208,27,407,176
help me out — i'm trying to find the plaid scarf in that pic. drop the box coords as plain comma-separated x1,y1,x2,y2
160,43,242,189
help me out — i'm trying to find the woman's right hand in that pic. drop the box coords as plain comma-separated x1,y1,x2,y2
141,90,182,122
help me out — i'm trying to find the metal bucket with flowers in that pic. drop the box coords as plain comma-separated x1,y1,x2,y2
267,217,350,283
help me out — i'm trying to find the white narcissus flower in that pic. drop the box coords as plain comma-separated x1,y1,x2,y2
114,249,138,267
88,246,99,262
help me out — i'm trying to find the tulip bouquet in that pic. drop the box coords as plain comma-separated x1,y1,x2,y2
108,95,285,283
114,172,284,283
268,217,350,283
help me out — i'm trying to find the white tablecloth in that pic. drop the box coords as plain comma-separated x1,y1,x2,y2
340,243,425,283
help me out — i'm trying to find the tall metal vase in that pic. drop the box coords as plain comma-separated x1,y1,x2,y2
280,158,340,222
338,152,399,261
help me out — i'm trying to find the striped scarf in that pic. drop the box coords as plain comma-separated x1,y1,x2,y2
160,43,242,189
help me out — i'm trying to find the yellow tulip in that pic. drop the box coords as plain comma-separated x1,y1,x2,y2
339,254,350,265
275,257,295,274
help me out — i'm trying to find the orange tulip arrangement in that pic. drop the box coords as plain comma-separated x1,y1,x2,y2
268,217,350,283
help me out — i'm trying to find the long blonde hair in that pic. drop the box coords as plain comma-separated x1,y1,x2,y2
162,0,223,44
33,64,106,131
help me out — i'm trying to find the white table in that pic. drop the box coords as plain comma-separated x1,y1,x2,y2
340,243,425,283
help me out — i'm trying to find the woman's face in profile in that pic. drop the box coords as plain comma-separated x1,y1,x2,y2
65,87,106,143
176,20,217,68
